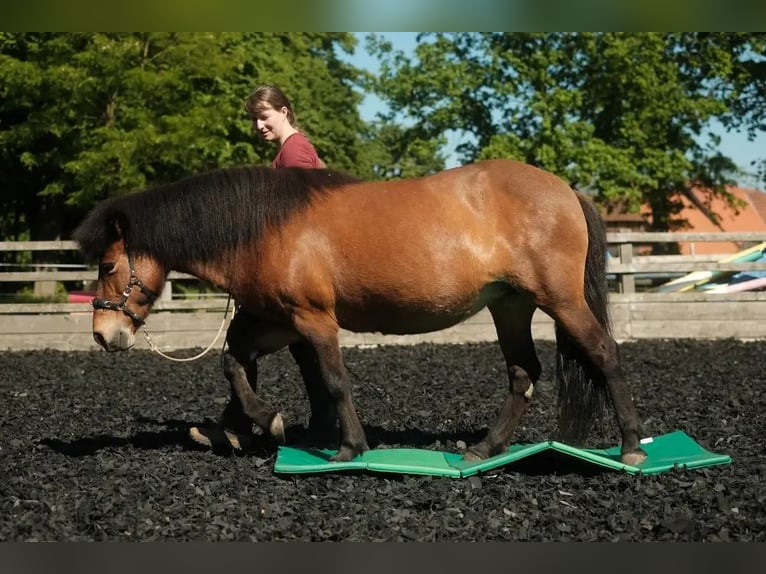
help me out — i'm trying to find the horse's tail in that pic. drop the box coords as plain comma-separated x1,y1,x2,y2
554,192,611,445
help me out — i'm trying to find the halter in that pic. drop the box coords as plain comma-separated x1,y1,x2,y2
91,244,160,326
91,242,230,362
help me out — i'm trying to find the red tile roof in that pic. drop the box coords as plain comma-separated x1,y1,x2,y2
747,188,766,223
669,187,766,255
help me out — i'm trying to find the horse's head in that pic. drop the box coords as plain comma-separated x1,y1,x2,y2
88,218,167,352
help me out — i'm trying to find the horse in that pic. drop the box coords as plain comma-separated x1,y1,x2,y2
73,160,647,466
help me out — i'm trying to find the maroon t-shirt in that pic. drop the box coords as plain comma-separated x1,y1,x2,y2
271,132,325,168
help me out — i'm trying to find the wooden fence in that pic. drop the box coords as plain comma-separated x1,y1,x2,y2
2,232,766,351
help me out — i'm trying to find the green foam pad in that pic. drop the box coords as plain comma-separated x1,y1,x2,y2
274,430,731,478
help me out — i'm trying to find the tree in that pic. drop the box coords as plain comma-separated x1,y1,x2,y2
367,32,766,231
700,32,766,187
0,32,368,244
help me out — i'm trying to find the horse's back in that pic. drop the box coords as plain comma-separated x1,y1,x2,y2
323,159,587,264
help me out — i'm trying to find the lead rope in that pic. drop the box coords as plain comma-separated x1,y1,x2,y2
143,295,233,362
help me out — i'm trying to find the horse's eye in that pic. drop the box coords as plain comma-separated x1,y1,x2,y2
134,293,151,306
98,262,115,277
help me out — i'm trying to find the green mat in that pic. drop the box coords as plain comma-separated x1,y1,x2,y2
274,430,731,478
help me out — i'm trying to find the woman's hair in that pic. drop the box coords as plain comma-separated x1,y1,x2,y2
245,85,297,128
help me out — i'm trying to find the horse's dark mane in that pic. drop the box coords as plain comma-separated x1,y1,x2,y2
73,166,361,265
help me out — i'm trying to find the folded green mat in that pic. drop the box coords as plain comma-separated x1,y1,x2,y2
274,430,731,478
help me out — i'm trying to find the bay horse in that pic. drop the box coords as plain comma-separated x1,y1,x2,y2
73,160,647,466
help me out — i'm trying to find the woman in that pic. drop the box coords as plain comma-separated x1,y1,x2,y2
246,85,326,168
189,85,327,451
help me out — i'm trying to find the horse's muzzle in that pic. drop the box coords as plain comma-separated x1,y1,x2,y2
93,328,135,352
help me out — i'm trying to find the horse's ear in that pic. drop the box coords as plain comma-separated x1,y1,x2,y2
105,211,129,242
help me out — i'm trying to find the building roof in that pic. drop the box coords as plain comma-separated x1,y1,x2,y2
747,188,766,223
670,186,766,255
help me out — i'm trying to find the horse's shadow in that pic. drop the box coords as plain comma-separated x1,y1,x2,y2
40,416,485,458
41,418,609,475
41,418,204,457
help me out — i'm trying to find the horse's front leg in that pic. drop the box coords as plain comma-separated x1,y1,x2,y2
221,352,285,444
293,312,368,462
189,311,289,450
289,341,338,448
189,351,285,450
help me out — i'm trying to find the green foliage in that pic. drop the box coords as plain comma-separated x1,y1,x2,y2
367,32,766,229
171,279,224,298
0,32,371,243
356,121,446,180
12,282,69,304
4,32,765,244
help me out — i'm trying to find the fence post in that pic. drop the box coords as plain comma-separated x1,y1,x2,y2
619,243,635,294
33,265,57,298
160,280,172,303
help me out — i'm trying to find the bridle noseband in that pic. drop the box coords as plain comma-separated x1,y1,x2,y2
91,245,160,327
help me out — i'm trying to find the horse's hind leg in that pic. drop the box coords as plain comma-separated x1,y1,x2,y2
465,296,541,460
289,341,338,447
552,306,646,466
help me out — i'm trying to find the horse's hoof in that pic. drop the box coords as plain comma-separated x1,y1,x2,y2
189,425,238,449
462,451,483,462
188,426,214,447
463,447,491,462
329,450,354,462
621,449,648,467
223,429,256,451
189,425,257,451
329,444,367,462
270,413,286,444
462,442,490,462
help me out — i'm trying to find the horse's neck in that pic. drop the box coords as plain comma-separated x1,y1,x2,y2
177,260,234,294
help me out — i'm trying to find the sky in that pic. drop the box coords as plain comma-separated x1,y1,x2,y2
343,32,765,190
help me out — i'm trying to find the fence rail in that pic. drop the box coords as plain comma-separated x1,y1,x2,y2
2,233,766,350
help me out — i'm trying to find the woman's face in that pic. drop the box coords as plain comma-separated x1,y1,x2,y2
252,105,289,142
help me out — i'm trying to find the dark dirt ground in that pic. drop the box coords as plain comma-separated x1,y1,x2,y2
1,339,764,541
